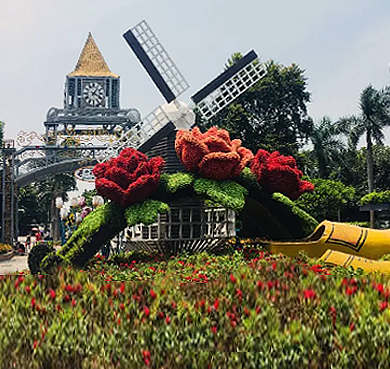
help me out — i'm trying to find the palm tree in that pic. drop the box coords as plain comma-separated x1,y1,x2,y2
35,174,77,241
338,84,390,227
308,116,346,179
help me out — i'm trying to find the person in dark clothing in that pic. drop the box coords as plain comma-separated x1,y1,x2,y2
25,234,31,252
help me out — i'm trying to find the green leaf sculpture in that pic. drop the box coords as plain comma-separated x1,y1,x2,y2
125,199,170,227
160,172,195,193
193,178,248,212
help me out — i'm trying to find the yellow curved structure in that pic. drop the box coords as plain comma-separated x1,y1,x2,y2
319,250,390,274
267,220,390,259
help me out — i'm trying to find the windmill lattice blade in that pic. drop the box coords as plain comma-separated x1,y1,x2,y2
191,50,267,120
123,20,189,103
99,106,174,161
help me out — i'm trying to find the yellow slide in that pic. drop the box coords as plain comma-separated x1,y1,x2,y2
267,220,390,259
320,250,390,274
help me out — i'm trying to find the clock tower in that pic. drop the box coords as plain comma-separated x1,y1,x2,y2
44,32,141,137
65,33,120,109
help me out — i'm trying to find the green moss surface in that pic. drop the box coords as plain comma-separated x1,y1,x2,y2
125,199,170,227
193,178,248,212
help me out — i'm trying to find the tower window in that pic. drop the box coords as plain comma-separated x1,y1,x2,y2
77,79,82,95
106,79,110,96
111,79,119,109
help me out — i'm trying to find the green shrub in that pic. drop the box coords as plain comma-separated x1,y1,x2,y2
5,247,390,368
27,243,55,274
296,178,355,221
360,190,390,205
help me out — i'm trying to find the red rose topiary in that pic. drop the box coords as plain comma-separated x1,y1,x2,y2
93,148,165,207
175,126,253,180
250,149,314,200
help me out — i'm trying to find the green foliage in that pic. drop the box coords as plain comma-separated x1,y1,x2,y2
160,172,194,193
380,253,390,261
338,85,390,193
307,116,347,179
124,199,170,227
18,185,48,234
296,178,355,222
81,188,98,207
37,202,128,271
360,190,390,205
272,193,319,234
5,247,390,368
28,243,55,274
238,167,257,187
193,178,248,212
344,221,370,228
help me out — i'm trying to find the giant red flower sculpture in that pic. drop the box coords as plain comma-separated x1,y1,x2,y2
93,148,165,207
175,126,253,180
250,149,314,200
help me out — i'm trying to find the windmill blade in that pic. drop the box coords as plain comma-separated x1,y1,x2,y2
191,50,267,120
123,20,189,103
115,106,172,151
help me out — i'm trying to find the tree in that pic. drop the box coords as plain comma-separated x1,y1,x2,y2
18,185,47,235
296,178,355,222
198,58,313,156
338,85,390,227
307,116,347,179
34,174,77,241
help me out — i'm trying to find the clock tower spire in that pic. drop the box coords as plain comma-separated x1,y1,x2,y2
68,32,119,78
64,32,120,109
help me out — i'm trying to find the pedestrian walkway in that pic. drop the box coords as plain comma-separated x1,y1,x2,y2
0,255,28,275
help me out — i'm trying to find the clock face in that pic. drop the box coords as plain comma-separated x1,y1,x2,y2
82,82,104,106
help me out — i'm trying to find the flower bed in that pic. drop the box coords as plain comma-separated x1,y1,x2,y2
4,245,390,368
0,243,12,254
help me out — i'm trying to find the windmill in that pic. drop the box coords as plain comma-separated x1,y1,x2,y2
111,20,268,253
102,20,266,162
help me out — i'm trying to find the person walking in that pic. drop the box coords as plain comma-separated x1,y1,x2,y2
25,234,31,253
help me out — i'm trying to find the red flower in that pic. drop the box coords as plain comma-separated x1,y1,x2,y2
49,288,56,300
165,316,170,324
303,288,316,300
250,149,314,200
93,148,165,207
211,326,217,334
175,126,253,180
236,289,243,300
25,286,31,294
142,350,151,366
230,274,237,284
213,298,220,311
150,289,157,299
31,298,36,309
379,301,388,311
33,340,38,350
143,306,150,317
120,282,125,294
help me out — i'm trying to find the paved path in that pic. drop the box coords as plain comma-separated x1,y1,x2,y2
0,255,28,275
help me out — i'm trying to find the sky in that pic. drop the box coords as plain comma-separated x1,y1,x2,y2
1,0,390,196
